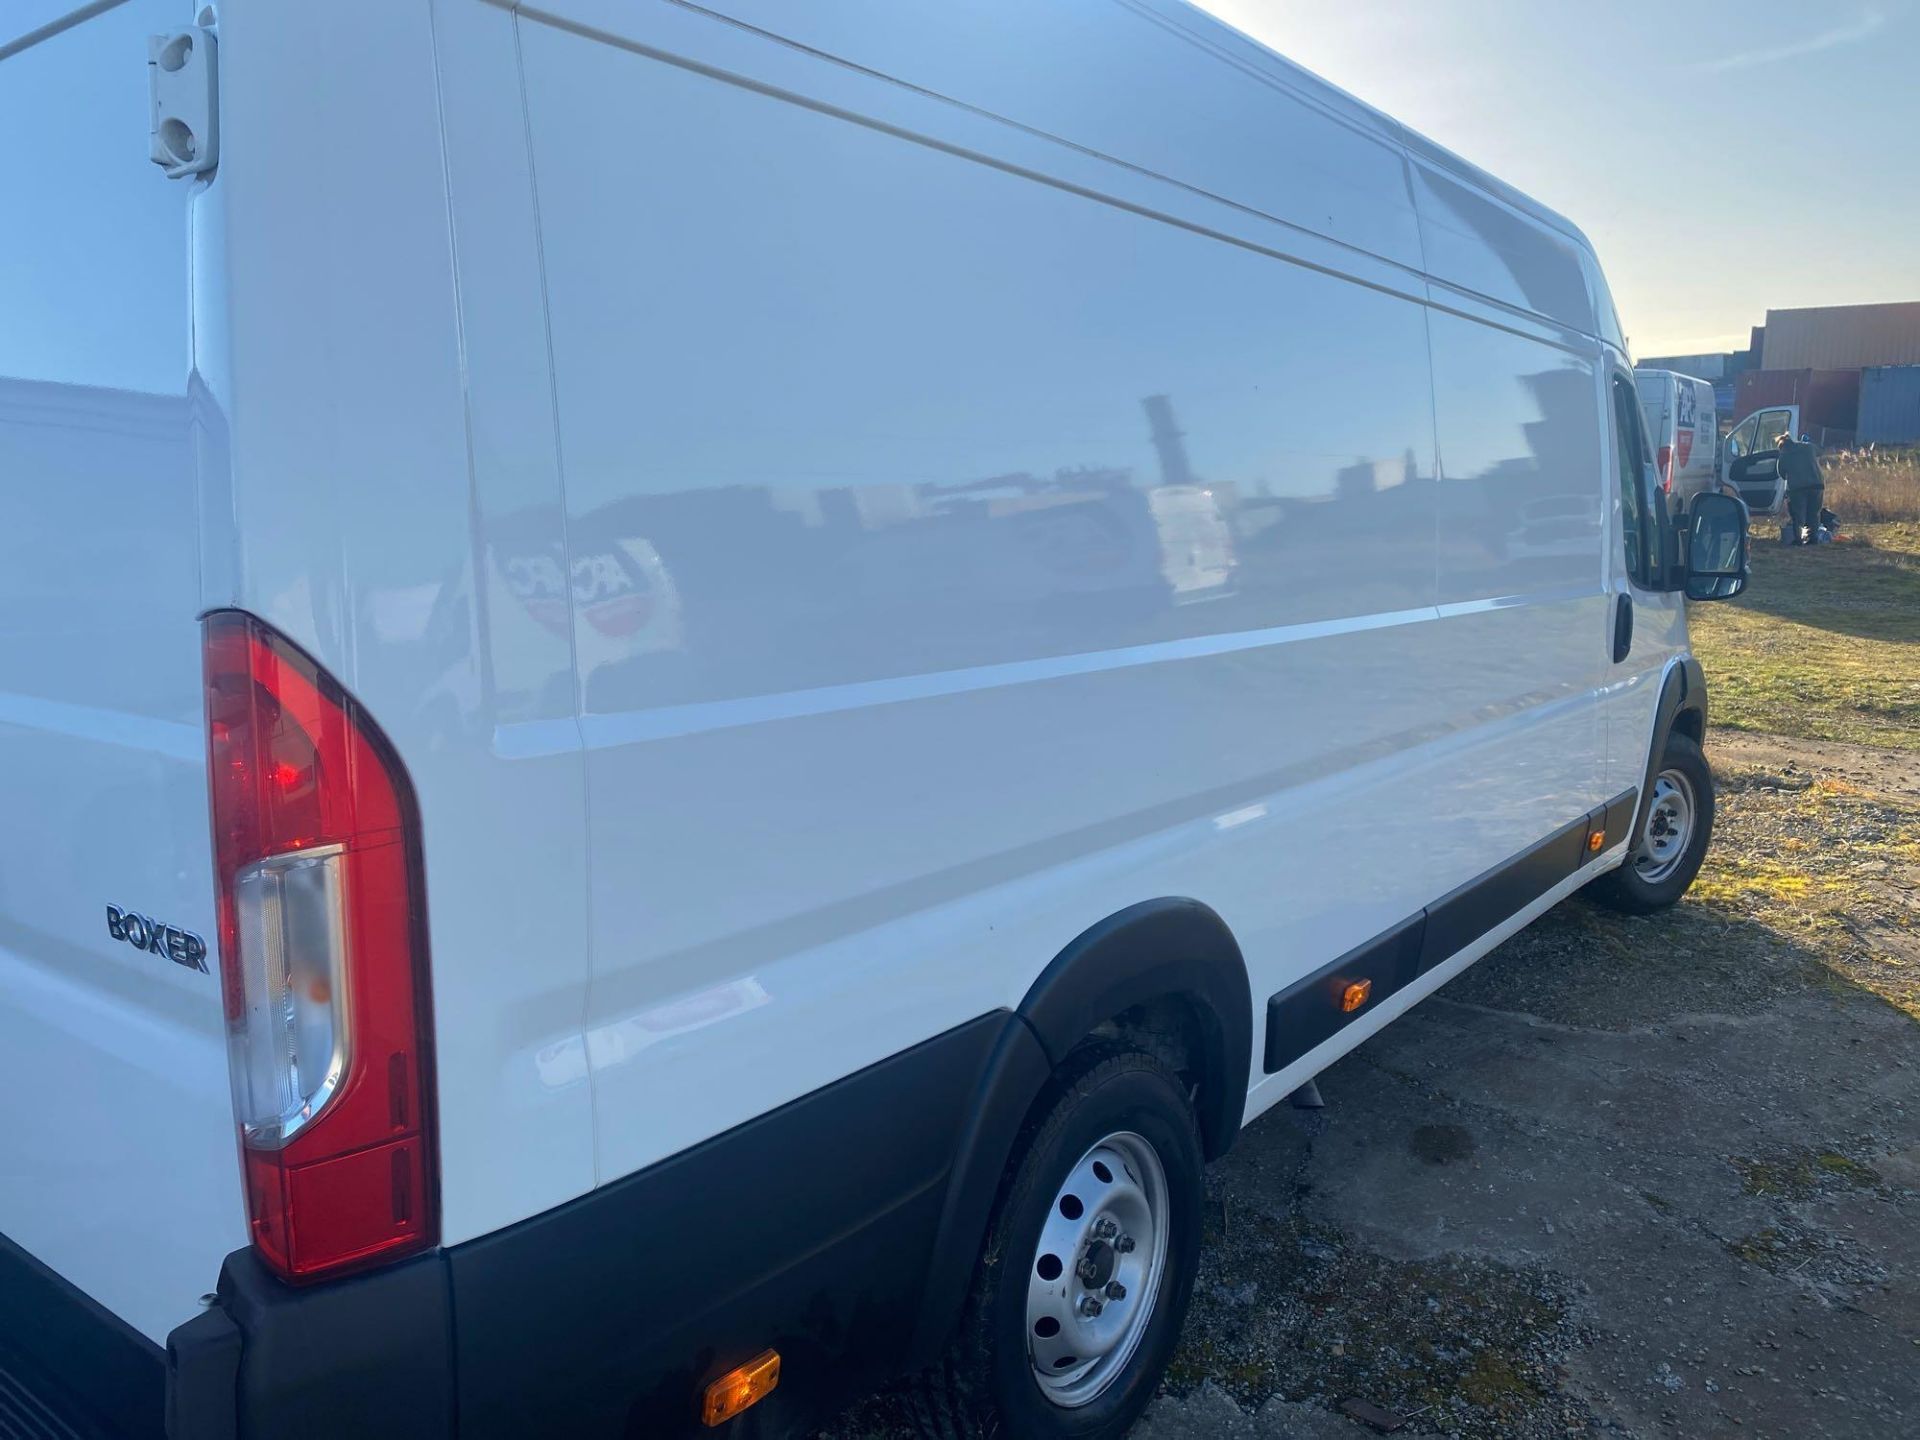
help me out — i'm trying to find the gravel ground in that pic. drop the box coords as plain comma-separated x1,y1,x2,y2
821,732,1920,1439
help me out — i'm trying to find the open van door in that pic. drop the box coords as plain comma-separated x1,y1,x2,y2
1722,404,1797,514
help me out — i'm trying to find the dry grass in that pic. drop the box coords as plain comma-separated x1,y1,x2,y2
1822,447,1920,523
1689,767,1920,1022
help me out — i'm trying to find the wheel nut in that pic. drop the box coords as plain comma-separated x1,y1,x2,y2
1078,1295,1104,1318
1105,1282,1127,1301
1076,1256,1101,1284
1093,1218,1118,1240
1115,1235,1136,1254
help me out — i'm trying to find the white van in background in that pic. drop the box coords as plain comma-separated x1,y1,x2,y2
1721,403,1805,514
1,4,1749,1439
1634,369,1723,516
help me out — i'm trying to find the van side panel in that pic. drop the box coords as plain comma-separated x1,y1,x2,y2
0,0,241,1345
1409,160,1601,337
1424,306,1609,888
512,9,1455,1183
676,0,1425,268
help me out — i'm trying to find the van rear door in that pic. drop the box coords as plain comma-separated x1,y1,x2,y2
0,0,243,1351
1683,378,1716,486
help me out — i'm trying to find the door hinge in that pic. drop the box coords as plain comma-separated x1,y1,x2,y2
148,8,219,180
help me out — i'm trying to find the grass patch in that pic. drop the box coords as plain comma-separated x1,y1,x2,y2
1731,1149,1882,1201
1684,768,1920,1021
1687,522,1920,749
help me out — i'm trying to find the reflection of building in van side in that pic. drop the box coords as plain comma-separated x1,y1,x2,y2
1433,358,1606,591
1140,395,1235,602
558,397,1246,710
494,389,1470,713
1147,486,1234,601
564,464,1196,713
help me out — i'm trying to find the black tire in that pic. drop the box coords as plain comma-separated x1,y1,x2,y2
908,1045,1204,1440
1589,731,1714,914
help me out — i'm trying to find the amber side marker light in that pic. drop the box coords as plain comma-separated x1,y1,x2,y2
1589,829,1606,853
1340,979,1373,1013
702,1350,781,1427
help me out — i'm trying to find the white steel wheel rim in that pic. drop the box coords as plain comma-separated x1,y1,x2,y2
1634,768,1696,884
1026,1131,1170,1408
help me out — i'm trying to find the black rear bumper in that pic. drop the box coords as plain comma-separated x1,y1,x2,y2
0,1233,165,1440
166,1247,454,1440
152,1011,1013,1439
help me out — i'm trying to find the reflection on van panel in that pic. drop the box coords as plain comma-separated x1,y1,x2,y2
3,5,1730,1439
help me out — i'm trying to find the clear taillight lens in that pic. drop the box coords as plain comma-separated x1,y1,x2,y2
229,847,349,1146
204,612,437,1282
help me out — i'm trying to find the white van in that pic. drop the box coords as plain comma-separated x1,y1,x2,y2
1721,404,1805,514
1634,369,1723,516
0,4,1749,1438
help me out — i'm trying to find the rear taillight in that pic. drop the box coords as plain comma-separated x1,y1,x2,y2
203,612,436,1282
1657,445,1673,491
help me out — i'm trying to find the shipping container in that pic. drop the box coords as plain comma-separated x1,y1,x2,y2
1733,367,1860,445
1638,352,1727,380
1712,381,1736,424
1859,366,1920,446
1761,302,1920,370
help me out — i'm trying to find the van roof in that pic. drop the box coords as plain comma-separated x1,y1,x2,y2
1157,0,1597,256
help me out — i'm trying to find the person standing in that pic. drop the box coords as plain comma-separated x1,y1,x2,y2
1776,431,1826,546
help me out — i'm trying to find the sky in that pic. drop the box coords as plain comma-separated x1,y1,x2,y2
1191,0,1920,357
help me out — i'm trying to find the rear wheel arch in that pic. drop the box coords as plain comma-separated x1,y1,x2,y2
1016,898,1252,1164
904,899,1252,1368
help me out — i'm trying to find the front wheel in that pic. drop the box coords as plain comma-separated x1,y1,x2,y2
910,1046,1203,1439
1589,731,1714,913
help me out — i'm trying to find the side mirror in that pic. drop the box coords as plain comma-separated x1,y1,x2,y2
1685,492,1748,601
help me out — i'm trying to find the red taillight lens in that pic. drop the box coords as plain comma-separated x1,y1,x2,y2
1657,445,1673,491
203,612,436,1281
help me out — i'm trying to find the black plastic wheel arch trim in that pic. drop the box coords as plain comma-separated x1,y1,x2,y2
904,898,1253,1368
1016,897,1253,1164
903,1011,1053,1368
1633,657,1707,843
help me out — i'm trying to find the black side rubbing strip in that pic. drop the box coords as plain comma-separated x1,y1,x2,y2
1264,791,1637,1075
1262,914,1424,1073
1602,789,1639,850
1421,810,1592,967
